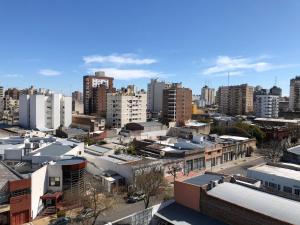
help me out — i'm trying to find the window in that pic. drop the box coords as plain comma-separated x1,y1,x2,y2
49,177,60,187
295,189,300,196
268,182,277,189
283,186,292,194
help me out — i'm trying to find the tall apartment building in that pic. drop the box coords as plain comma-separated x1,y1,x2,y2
217,84,254,116
106,85,147,128
147,78,170,114
269,85,282,97
0,86,4,98
83,71,114,116
255,94,279,118
162,83,192,124
289,76,300,112
5,88,20,100
200,85,215,106
19,92,72,130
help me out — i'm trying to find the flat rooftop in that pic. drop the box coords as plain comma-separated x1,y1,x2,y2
254,118,300,123
0,162,21,190
219,135,249,141
33,143,72,156
207,182,300,225
184,174,223,186
248,164,300,181
156,202,227,225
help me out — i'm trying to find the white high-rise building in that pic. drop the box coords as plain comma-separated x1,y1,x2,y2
107,85,147,128
19,93,72,130
255,94,279,118
147,78,170,114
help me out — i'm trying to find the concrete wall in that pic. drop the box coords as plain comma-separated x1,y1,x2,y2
52,94,61,129
62,96,72,127
19,95,30,128
47,164,63,192
30,95,45,129
31,165,48,219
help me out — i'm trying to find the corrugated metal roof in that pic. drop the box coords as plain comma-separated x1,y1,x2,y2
207,182,300,225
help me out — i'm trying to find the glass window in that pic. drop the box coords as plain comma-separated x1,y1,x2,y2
295,189,300,196
283,186,292,194
49,177,60,187
268,182,277,189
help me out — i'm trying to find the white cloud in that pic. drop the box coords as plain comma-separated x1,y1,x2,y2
201,55,295,76
39,69,62,76
83,53,157,65
87,68,159,80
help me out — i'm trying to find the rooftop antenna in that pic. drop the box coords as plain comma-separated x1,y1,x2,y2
274,76,278,86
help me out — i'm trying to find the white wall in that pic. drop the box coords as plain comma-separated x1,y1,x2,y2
52,94,61,129
84,153,134,184
62,96,72,127
31,165,48,219
30,95,46,129
47,164,63,192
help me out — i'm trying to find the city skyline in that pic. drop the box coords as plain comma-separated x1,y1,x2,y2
1,0,300,96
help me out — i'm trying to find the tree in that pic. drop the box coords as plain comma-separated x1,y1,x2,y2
66,174,115,225
167,163,182,183
259,139,290,163
135,167,166,209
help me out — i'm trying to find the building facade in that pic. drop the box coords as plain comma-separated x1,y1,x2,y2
255,94,279,118
289,76,300,112
83,71,114,116
147,78,170,114
162,83,192,124
19,93,72,130
217,84,254,116
201,85,215,106
106,85,147,128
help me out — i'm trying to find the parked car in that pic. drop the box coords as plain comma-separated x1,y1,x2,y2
50,217,71,225
126,192,145,203
74,208,94,222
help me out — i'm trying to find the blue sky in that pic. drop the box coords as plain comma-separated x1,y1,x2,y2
0,0,300,96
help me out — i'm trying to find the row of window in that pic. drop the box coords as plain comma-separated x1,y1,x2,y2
265,181,300,196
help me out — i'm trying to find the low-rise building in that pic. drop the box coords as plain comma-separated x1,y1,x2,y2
283,145,300,164
247,163,300,197
171,172,300,225
72,114,105,132
167,121,211,138
120,121,168,140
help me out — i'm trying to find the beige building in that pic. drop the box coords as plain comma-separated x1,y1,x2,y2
201,85,215,106
217,84,254,116
106,85,147,128
162,83,192,124
289,76,300,112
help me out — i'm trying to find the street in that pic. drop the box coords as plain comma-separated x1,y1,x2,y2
217,157,265,176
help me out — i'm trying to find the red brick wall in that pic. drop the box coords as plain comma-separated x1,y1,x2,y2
174,180,200,211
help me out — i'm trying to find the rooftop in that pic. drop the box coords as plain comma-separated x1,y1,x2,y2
248,164,300,181
33,142,73,156
183,174,223,186
156,202,227,225
85,145,112,154
219,135,249,141
207,182,300,225
254,118,300,124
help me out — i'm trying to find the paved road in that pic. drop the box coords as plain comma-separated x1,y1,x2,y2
218,157,265,176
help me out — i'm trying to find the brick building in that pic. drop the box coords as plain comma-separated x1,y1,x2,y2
83,71,114,116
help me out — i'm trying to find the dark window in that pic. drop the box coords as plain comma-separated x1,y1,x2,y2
295,189,300,196
283,186,292,194
49,177,60,187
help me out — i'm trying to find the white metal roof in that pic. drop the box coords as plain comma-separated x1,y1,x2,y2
248,164,300,181
207,182,300,225
219,135,249,141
